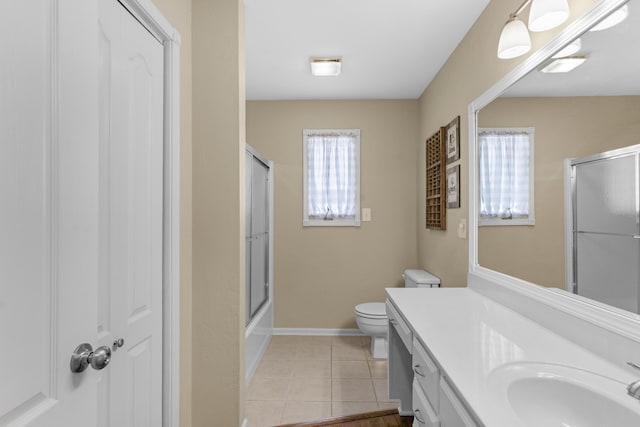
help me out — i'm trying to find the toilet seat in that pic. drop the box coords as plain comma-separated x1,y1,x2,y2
355,302,387,319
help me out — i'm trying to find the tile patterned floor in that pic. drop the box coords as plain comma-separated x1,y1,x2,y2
245,335,400,427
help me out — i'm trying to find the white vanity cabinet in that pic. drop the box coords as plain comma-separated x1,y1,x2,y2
439,378,478,427
386,287,640,427
412,337,439,410
412,338,478,427
387,299,414,415
412,378,439,427
387,298,481,427
412,337,440,427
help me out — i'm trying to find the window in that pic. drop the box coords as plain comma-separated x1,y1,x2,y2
303,129,360,226
478,128,534,226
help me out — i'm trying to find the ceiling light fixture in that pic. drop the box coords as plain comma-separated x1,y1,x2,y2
552,38,581,58
497,0,570,59
540,56,587,73
589,4,629,31
310,57,342,77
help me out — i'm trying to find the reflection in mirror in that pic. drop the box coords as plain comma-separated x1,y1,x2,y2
477,2,640,313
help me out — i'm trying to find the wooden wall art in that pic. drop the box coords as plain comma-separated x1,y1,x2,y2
425,127,447,230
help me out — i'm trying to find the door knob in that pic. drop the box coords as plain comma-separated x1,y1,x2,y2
70,343,112,373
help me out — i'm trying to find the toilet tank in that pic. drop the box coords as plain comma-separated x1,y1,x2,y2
403,269,440,288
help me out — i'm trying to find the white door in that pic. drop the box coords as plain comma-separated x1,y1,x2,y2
0,1,99,425
98,0,164,425
0,1,164,425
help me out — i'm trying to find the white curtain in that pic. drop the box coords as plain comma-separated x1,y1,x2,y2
479,129,530,219
307,132,357,220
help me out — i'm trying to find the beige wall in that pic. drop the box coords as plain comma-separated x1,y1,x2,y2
147,0,193,425
192,0,245,425
478,96,640,286
416,0,599,287
246,100,419,329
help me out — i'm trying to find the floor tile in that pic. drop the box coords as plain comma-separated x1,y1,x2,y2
332,344,367,361
254,360,293,378
332,361,371,378
271,335,332,346
263,343,297,360
331,401,380,417
280,401,331,424
294,335,333,345
247,334,392,424
247,377,290,401
286,378,332,401
296,343,331,360
372,378,392,402
332,336,368,348
332,379,376,402
365,347,381,361
290,359,331,378
245,400,284,427
367,359,388,379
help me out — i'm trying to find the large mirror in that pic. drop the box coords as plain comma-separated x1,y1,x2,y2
474,0,640,314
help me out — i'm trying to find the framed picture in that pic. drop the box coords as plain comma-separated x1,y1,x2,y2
446,116,460,164
447,165,460,209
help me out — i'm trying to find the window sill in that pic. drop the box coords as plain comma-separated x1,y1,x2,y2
479,217,535,227
303,218,361,227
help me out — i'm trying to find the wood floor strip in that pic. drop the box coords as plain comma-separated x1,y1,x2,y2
275,408,413,427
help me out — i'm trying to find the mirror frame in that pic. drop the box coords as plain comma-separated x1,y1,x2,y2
467,0,640,340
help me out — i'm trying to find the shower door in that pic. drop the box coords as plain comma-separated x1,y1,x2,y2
246,149,271,325
571,146,640,314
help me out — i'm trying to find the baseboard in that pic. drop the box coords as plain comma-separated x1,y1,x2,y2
273,328,363,336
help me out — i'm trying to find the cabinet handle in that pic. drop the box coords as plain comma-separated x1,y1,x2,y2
413,364,426,377
413,408,426,425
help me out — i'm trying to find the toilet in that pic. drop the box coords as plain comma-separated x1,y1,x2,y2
355,269,440,359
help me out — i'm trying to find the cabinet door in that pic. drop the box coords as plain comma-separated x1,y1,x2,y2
387,301,413,416
412,379,440,427
439,379,479,427
413,338,440,411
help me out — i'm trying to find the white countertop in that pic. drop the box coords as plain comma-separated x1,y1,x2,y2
385,287,637,426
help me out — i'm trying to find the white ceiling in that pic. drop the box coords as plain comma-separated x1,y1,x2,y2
245,0,491,101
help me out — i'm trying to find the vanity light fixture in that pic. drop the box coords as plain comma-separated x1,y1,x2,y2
589,4,629,31
528,0,570,31
497,0,570,59
552,38,581,58
310,57,342,76
540,56,587,73
497,17,532,59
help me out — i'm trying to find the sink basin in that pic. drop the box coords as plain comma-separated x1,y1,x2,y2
487,362,640,427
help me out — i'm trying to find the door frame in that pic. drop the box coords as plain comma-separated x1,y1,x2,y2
114,1,181,426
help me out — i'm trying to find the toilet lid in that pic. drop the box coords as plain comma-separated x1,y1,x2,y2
355,302,387,318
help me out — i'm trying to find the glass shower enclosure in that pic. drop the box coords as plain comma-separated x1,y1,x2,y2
246,148,271,325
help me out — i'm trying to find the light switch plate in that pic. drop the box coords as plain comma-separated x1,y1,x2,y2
458,219,467,239
362,208,371,222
